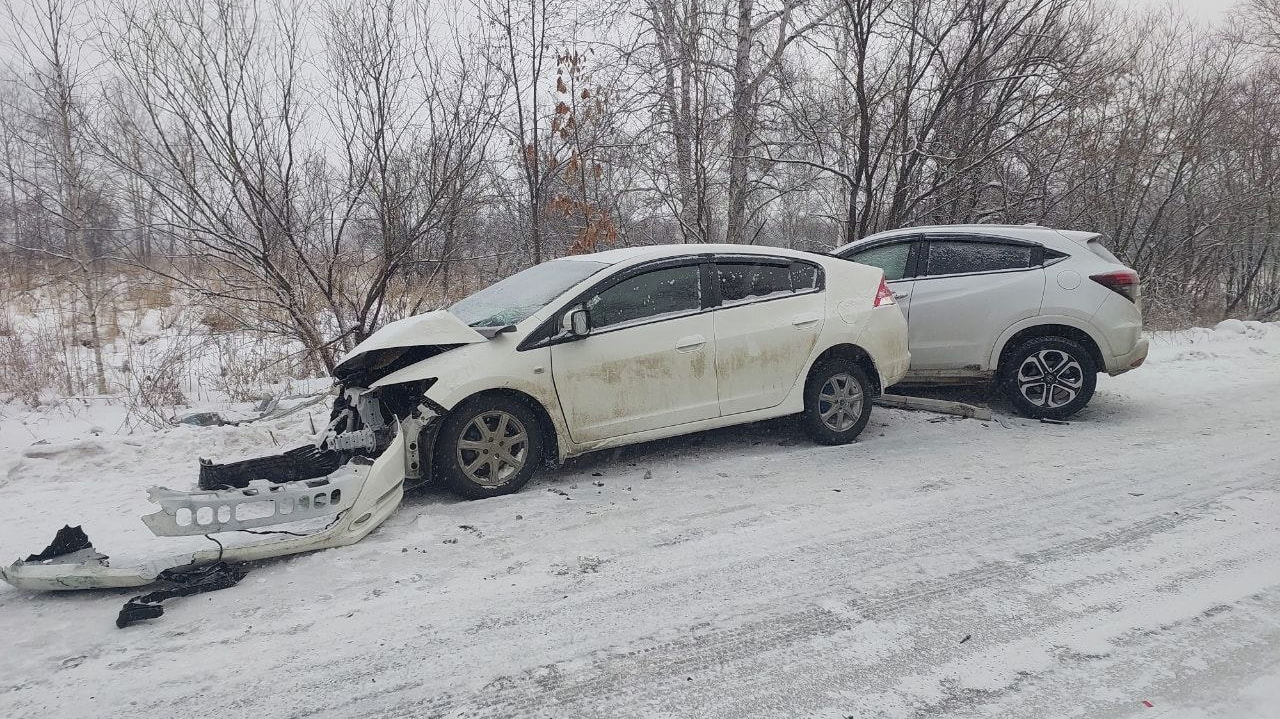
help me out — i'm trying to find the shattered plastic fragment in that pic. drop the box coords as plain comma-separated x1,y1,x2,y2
24,525,108,565
116,562,248,629
198,444,341,490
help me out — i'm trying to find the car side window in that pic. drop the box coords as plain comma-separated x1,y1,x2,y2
717,262,793,303
584,264,702,329
790,261,820,292
925,240,1033,276
848,242,913,281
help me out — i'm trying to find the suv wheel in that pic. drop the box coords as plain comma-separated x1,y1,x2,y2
802,361,874,444
434,395,543,499
1001,336,1097,420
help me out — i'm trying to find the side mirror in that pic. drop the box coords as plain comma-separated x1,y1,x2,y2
561,308,591,338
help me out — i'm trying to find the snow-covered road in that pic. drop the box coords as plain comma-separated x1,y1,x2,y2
1,324,1278,719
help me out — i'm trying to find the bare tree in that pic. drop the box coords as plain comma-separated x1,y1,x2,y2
3,0,114,394
481,0,561,264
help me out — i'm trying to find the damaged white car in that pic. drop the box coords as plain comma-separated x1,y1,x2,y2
3,245,908,597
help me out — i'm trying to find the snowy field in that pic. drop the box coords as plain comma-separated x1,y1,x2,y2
0,322,1278,719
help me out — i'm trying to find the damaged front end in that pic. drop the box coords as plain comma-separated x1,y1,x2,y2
2,314,485,594
1,395,439,593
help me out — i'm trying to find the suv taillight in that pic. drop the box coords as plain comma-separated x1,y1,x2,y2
873,277,895,307
1090,270,1140,302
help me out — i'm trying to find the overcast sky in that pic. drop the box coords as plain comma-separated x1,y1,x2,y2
1161,0,1241,20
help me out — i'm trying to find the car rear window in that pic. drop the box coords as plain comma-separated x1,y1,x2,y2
717,262,793,303
925,240,1032,276
790,262,820,291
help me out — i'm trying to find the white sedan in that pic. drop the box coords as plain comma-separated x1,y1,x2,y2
1,244,910,591
330,244,909,498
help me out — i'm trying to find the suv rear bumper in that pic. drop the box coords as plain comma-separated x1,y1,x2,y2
1106,337,1149,376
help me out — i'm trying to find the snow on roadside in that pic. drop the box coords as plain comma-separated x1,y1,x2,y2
0,322,1276,719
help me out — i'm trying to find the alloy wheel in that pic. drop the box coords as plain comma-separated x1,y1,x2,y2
818,373,864,432
1017,349,1085,409
456,410,529,486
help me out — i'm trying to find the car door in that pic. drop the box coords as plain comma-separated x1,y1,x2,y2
840,238,921,320
550,261,718,443
711,257,827,415
906,235,1047,370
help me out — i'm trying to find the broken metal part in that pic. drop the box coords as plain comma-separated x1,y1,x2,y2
328,427,378,453
353,390,388,431
400,403,442,484
198,444,340,490
116,562,248,628
143,467,366,537
873,393,994,421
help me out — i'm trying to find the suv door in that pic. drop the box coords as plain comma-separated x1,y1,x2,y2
840,238,920,320
906,235,1047,371
711,257,826,415
550,261,718,443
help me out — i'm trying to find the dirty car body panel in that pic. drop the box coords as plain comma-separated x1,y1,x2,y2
372,244,908,459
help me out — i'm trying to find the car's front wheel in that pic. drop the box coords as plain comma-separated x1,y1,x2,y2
1001,336,1097,420
802,361,874,445
433,395,543,499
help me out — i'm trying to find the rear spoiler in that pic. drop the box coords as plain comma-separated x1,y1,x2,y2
1053,230,1102,246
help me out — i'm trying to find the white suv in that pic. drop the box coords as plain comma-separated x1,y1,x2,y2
833,225,1148,419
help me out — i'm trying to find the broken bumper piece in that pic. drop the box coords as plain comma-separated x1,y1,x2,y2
1,420,422,592
143,464,368,536
198,444,341,490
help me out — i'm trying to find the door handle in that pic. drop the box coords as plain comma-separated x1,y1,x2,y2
792,314,821,328
893,292,909,300
675,335,705,352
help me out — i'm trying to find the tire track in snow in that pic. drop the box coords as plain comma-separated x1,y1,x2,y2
290,481,1279,719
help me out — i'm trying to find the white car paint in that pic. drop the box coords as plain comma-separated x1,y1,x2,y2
834,225,1149,383
902,268,1046,371
363,244,909,461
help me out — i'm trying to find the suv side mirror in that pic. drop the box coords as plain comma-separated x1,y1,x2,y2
561,308,591,338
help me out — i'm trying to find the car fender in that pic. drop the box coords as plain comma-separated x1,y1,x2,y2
987,315,1115,371
774,266,898,411
369,342,572,461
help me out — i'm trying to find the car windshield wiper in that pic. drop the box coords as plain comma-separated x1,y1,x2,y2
473,325,516,339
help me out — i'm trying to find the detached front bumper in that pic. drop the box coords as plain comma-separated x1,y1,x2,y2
2,411,434,592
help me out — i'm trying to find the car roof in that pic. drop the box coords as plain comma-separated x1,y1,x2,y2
836,224,1101,255
561,243,821,265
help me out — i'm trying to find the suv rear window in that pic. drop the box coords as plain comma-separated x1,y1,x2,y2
925,241,1032,276
847,242,912,281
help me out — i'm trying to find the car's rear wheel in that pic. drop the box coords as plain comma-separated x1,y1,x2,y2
1001,336,1097,420
434,395,543,499
802,361,874,445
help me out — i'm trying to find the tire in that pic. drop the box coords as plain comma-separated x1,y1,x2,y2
1000,336,1097,420
801,361,874,445
433,394,543,499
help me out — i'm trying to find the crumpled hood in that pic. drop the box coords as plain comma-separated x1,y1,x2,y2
334,311,487,383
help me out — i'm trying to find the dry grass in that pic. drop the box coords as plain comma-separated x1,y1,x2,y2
199,307,241,333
